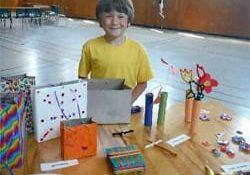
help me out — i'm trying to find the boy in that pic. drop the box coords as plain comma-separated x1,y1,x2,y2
78,0,153,103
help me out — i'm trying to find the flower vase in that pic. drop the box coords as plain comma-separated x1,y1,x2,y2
189,99,202,135
185,91,194,122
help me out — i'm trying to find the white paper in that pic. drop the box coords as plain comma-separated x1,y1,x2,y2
221,161,250,173
166,134,190,147
40,159,79,172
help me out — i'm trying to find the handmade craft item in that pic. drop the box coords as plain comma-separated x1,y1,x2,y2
112,129,134,137
152,58,176,125
112,129,134,146
33,80,87,142
189,99,202,134
185,90,194,122
0,74,35,133
157,91,168,125
0,92,26,169
180,68,195,123
180,64,218,135
61,118,97,160
144,92,153,127
146,139,177,157
105,145,146,175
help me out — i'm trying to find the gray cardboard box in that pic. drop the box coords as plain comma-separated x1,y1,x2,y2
87,79,131,124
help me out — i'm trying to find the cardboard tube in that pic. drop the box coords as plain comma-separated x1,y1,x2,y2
185,97,194,122
144,93,153,127
189,99,201,135
157,91,168,125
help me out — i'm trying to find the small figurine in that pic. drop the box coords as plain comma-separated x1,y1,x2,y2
217,140,230,146
226,148,235,158
220,113,232,121
211,148,221,157
239,143,250,154
232,135,246,145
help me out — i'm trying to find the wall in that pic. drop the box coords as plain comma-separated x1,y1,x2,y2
0,0,20,7
65,0,98,18
164,0,250,38
1,0,249,38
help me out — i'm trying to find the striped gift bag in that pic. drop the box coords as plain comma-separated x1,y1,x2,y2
0,74,35,134
0,92,26,171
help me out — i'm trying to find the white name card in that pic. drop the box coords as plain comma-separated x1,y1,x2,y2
40,159,79,172
166,134,190,147
221,162,250,173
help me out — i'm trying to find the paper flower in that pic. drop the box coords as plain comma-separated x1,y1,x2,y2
179,64,218,100
180,68,193,83
161,58,177,75
196,64,218,93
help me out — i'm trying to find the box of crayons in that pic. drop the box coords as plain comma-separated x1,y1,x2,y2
105,145,146,174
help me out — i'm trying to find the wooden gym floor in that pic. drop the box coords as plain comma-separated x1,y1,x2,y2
0,17,250,119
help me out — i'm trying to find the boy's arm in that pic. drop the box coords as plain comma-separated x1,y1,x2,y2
132,82,147,103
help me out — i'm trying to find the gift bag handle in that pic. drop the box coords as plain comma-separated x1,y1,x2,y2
54,88,82,120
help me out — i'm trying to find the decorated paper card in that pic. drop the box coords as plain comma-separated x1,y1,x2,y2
33,80,87,142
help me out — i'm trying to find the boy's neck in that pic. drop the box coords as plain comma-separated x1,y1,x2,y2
104,35,126,45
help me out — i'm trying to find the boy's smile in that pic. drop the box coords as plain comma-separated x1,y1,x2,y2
100,11,129,44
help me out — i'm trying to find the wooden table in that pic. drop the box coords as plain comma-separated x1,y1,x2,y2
13,100,250,175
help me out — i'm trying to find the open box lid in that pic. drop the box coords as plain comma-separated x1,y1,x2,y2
87,79,130,90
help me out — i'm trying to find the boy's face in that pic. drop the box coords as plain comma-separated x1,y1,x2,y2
100,11,129,41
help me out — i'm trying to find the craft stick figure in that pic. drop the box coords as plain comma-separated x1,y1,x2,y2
112,129,134,146
145,139,177,157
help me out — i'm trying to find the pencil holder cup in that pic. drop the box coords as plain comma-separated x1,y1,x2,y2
189,99,202,135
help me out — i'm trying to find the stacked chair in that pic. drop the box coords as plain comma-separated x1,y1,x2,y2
0,8,12,28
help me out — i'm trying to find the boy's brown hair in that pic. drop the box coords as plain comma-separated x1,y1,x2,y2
96,0,135,24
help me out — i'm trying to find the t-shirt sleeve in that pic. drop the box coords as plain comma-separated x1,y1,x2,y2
78,43,91,78
137,45,154,83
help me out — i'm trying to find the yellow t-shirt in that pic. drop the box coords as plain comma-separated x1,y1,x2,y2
78,36,153,88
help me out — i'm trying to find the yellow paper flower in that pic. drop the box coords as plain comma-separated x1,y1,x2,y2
180,68,193,83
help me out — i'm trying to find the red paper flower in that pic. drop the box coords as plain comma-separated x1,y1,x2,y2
198,73,218,93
